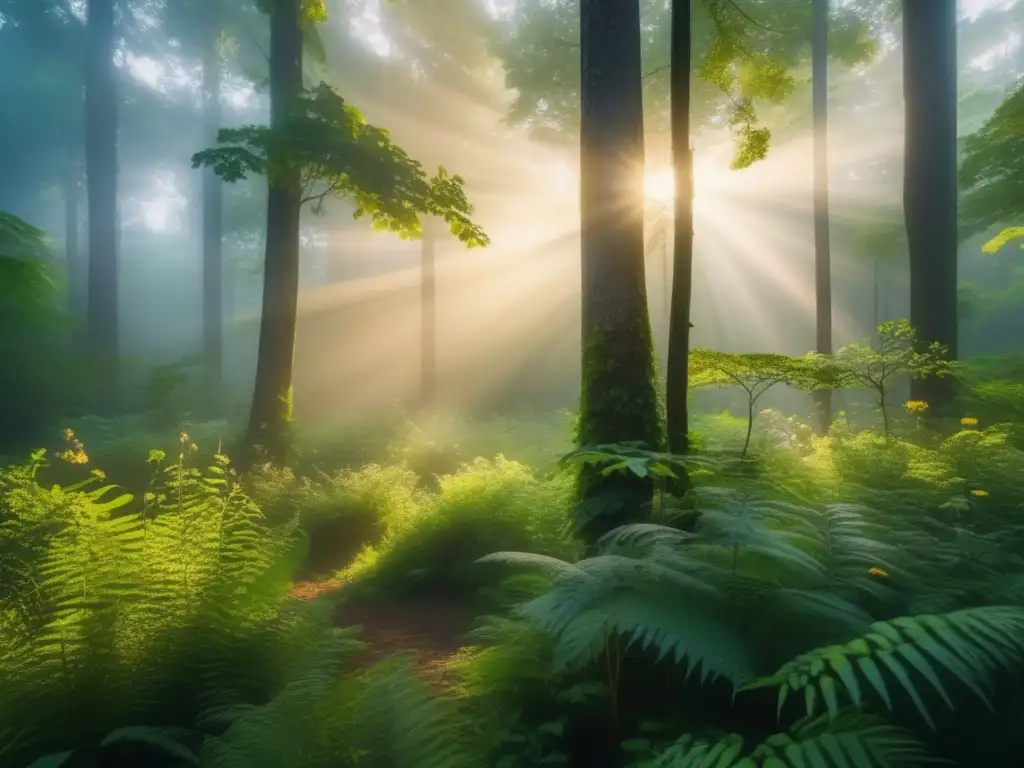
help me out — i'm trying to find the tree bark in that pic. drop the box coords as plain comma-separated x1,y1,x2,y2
577,0,660,546
812,0,833,432
245,0,304,463
903,0,958,409
419,221,437,410
665,0,694,454
84,0,119,388
202,7,225,412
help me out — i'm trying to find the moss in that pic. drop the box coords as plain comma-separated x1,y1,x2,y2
574,316,664,546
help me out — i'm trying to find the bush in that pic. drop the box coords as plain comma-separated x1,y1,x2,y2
360,456,577,598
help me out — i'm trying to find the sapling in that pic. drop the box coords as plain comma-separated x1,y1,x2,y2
689,350,806,458
822,320,955,437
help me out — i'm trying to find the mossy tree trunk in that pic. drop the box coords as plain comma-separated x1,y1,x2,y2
665,0,693,456
245,0,304,464
812,0,834,433
577,0,662,546
903,0,958,410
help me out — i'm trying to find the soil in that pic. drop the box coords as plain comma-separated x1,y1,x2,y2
289,580,474,678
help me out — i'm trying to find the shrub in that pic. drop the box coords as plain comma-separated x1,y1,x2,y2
362,456,576,598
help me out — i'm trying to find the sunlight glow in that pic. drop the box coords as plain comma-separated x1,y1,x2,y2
351,0,393,58
644,167,675,205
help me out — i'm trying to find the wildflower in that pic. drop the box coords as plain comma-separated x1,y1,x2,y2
960,417,978,427
868,567,889,578
58,429,88,464
904,400,928,413
180,431,190,444
970,489,989,497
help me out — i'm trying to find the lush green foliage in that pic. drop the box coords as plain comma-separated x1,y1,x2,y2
0,212,78,448
960,83,1023,239
3,385,1024,766
489,0,878,166
192,83,488,247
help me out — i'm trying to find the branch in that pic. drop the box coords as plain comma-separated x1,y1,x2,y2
643,63,671,80
724,0,790,35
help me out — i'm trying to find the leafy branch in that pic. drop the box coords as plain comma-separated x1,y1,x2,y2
191,82,489,247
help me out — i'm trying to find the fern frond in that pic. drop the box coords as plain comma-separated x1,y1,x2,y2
751,711,935,767
640,712,933,767
551,590,753,684
748,606,1024,728
200,627,362,768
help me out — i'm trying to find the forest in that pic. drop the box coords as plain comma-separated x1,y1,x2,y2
1,0,1023,765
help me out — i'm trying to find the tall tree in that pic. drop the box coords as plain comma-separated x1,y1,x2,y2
576,0,661,544
84,0,120,374
247,0,306,461
665,0,693,454
194,4,488,464
812,0,833,432
201,1,225,408
902,0,958,408
419,219,437,410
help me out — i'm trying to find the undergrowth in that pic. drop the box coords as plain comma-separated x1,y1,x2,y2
5,393,1024,766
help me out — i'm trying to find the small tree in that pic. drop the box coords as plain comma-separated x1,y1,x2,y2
192,82,487,460
689,349,805,459
825,320,955,437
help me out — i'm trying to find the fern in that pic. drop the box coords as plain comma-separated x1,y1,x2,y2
635,712,933,767
748,606,1024,728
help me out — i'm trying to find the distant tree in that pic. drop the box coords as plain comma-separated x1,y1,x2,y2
664,0,694,456
419,219,438,411
811,0,834,434
201,1,226,409
574,0,662,547
194,59,487,463
902,0,958,410
85,0,120,385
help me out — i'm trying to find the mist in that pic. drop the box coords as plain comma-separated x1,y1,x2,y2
1,0,1020,430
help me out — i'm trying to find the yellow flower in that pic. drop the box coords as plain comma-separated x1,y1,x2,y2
868,567,889,578
904,400,929,413
970,489,989,497
960,417,978,427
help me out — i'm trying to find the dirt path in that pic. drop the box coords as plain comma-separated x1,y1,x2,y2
290,580,474,678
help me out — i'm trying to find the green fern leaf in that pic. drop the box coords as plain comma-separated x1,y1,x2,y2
748,606,1024,729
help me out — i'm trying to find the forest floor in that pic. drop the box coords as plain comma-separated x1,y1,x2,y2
290,579,473,680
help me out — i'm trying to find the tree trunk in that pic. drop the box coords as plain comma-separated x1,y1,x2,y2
419,221,436,410
665,0,693,454
84,0,119,389
811,0,834,433
577,0,661,546
63,161,85,316
245,0,304,463
202,8,225,412
903,0,958,409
